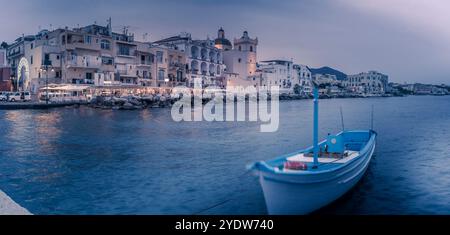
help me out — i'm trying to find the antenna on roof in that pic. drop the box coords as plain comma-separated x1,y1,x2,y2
370,105,374,130
107,17,112,36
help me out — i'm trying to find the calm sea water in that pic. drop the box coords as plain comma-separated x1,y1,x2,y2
0,96,449,215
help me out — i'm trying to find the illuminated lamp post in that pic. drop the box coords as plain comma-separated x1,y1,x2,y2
40,59,54,104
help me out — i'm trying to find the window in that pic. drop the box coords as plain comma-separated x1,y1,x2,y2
44,54,50,64
250,46,253,52
56,55,60,60
176,71,182,81
150,54,155,63
102,57,113,65
86,72,93,80
238,58,242,63
31,43,34,49
100,40,111,50
56,71,60,78
239,46,241,51
85,35,92,44
158,69,165,80
30,56,33,64
156,51,163,63
143,71,148,79
118,45,130,56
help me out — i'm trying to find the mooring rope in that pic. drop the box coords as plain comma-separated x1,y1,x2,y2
192,170,253,215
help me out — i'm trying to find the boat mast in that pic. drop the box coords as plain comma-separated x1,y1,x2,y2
313,84,319,168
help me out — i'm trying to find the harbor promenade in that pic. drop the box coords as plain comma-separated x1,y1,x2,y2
0,190,31,215
0,101,88,110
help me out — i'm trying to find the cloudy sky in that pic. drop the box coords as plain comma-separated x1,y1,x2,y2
1,0,449,84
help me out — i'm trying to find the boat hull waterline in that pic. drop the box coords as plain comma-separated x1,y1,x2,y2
250,130,377,215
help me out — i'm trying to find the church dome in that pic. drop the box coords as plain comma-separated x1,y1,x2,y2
214,38,232,47
214,27,232,49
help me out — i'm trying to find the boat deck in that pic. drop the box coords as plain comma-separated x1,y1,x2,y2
287,151,360,164
277,151,360,173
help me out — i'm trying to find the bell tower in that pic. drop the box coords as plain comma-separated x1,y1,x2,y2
232,31,258,77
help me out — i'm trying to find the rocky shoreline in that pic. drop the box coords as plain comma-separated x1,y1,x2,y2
88,92,399,110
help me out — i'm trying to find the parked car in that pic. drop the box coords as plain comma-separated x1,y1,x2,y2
7,91,32,102
0,91,8,101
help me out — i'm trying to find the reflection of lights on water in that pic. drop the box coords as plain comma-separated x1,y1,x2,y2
34,112,62,151
4,111,62,155
140,109,153,120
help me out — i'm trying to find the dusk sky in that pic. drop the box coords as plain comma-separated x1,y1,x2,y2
1,0,449,84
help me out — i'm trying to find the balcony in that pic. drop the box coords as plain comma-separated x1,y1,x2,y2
66,56,101,69
116,65,138,77
65,41,101,51
169,61,184,68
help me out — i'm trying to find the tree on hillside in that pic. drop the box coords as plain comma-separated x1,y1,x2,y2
294,84,301,95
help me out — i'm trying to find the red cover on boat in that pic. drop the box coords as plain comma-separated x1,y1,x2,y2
284,161,308,171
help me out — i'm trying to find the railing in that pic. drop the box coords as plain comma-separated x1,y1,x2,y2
66,56,101,68
170,62,184,68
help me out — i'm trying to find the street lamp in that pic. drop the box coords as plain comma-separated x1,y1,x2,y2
40,62,54,104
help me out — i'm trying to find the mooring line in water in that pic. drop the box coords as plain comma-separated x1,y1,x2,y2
192,170,253,215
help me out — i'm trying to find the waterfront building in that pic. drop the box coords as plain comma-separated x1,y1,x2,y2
258,59,299,94
293,64,313,94
6,34,35,90
146,44,188,88
313,73,339,85
153,32,225,88
0,48,11,91
413,83,447,95
4,20,185,94
344,71,389,94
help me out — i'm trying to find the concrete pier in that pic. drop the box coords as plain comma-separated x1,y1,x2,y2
0,190,31,215
0,101,87,110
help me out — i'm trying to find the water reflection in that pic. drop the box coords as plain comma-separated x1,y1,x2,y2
0,96,449,215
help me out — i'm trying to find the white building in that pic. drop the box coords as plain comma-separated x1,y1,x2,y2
214,29,260,88
294,64,313,94
344,71,388,94
258,59,299,94
153,33,225,88
313,73,339,85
